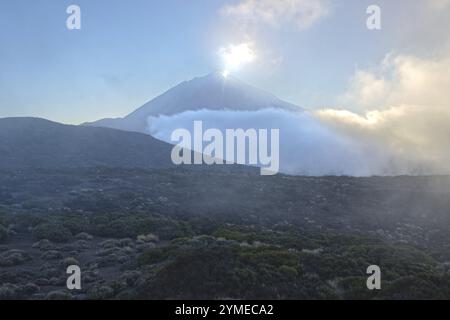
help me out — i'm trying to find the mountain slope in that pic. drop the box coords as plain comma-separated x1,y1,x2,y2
0,117,174,170
84,72,302,133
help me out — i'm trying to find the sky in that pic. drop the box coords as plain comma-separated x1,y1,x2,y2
0,0,449,124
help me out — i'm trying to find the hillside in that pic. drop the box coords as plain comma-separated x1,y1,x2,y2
0,117,174,170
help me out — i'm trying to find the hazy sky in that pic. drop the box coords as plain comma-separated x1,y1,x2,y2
0,0,449,124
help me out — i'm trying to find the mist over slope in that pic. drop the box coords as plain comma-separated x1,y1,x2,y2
147,109,420,176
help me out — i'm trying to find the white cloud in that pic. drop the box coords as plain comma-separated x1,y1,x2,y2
428,0,450,10
317,51,450,174
341,52,450,111
340,70,389,111
147,109,409,176
221,0,330,31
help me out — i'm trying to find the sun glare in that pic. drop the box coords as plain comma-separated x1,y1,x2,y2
220,43,256,73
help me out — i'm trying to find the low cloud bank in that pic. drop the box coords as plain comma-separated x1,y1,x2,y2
147,109,408,176
147,51,450,176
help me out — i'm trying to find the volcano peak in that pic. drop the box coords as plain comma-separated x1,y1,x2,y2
84,72,302,134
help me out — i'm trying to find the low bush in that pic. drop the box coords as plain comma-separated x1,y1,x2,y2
33,223,73,243
0,224,8,242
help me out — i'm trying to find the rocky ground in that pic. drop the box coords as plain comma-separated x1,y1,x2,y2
1,168,450,299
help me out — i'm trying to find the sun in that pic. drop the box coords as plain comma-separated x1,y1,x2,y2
220,43,256,75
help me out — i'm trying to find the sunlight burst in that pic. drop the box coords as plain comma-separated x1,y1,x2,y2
220,43,256,74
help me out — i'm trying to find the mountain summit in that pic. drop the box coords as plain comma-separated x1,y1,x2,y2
84,72,302,134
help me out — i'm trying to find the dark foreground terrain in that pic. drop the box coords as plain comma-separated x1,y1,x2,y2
1,168,450,299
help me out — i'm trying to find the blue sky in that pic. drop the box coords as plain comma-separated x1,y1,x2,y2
1,0,449,124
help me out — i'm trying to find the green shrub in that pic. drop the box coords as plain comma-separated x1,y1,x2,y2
0,225,8,242
138,247,173,265
33,223,73,243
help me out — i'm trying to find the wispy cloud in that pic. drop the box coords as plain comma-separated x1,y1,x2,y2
147,108,388,176
428,0,450,10
221,0,331,31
